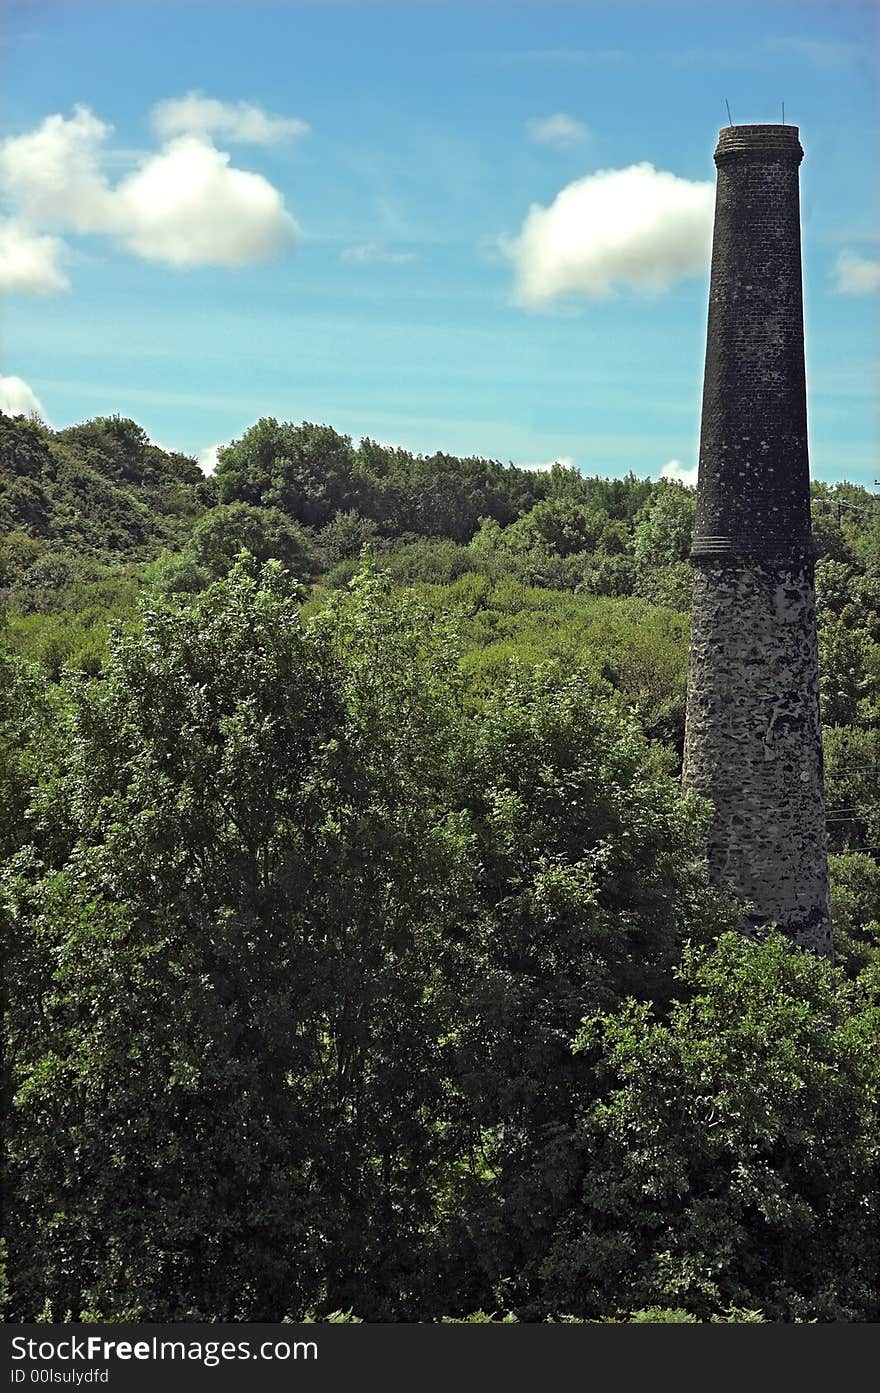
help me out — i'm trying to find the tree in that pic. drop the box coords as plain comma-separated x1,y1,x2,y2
545,935,880,1322
822,725,880,854
633,482,695,569
3,559,475,1320
579,552,638,598
443,664,736,1312
0,653,58,860
829,851,880,973
819,618,877,728
214,419,360,526
1,412,204,568
505,499,612,559
628,483,695,610
185,502,318,581
318,509,380,564
0,411,51,479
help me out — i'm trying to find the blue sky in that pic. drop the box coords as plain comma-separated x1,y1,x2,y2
2,0,877,484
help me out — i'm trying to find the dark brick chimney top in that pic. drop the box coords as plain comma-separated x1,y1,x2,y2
692,123,811,560
714,124,804,166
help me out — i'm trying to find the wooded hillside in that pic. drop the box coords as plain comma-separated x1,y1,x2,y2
2,410,878,1322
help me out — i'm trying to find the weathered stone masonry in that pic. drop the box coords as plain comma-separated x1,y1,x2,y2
683,125,833,958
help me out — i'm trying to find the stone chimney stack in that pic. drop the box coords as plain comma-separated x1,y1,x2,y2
683,124,833,958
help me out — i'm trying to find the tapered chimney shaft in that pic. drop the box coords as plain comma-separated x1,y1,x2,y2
683,125,833,958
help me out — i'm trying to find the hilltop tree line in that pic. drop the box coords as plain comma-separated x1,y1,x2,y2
2,411,878,1321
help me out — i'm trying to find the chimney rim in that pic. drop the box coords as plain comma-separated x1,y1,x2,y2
715,124,804,164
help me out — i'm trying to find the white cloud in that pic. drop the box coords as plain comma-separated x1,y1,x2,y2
0,105,297,272
0,105,114,231
340,241,417,265
527,113,590,147
152,92,309,145
505,162,714,306
197,442,223,475
660,459,698,487
0,374,51,422
113,136,297,267
0,219,69,294
833,249,880,296
518,455,577,472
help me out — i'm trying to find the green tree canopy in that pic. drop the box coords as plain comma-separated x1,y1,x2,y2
186,502,318,581
633,480,695,568
4,559,738,1322
548,934,880,1322
214,419,359,526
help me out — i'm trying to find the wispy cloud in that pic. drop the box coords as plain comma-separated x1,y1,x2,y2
152,92,310,145
765,36,862,69
501,47,625,66
819,227,880,247
833,249,880,295
666,35,867,74
340,241,417,266
527,114,590,147
504,162,714,306
668,45,750,69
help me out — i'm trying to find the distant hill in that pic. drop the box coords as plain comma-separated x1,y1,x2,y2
0,411,209,583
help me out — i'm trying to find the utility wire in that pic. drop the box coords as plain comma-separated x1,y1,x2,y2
812,499,880,520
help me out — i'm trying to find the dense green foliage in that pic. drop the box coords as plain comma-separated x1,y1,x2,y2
2,409,878,1322
213,418,538,539
0,412,206,581
563,937,879,1322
